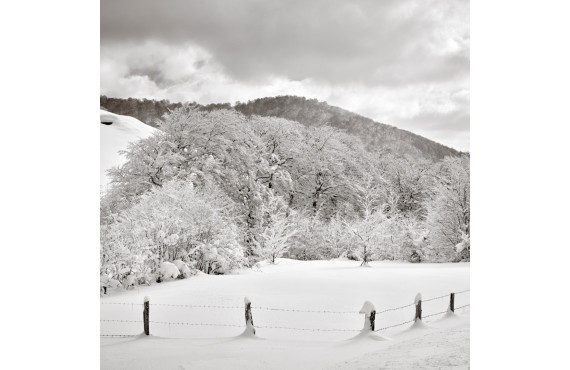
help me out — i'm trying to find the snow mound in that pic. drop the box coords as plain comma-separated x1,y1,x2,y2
159,261,180,280
409,319,429,330
431,309,464,324
347,331,387,342
172,260,192,278
100,109,157,190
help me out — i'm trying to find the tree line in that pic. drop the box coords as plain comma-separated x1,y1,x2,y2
100,106,469,287
100,95,462,161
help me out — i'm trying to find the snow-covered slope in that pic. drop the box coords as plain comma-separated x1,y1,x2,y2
100,110,157,190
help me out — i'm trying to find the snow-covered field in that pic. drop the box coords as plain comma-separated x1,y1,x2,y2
100,109,156,190
101,259,470,369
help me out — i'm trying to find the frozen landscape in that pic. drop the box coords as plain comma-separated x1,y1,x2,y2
101,259,470,369
100,106,470,369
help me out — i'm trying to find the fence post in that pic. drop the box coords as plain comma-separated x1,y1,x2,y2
414,293,422,321
359,301,376,331
244,297,255,335
143,296,150,335
449,292,455,312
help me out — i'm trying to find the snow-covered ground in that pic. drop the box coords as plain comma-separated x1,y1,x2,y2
100,110,156,190
101,259,470,369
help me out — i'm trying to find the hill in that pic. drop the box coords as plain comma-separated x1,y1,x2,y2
234,96,461,160
100,109,157,190
100,95,461,161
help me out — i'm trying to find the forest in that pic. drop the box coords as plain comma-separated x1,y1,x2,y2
100,105,470,286
100,95,462,161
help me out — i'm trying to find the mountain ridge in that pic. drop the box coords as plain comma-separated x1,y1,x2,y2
100,95,462,161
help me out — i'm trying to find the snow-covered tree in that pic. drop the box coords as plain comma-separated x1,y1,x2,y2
100,179,247,280
454,231,470,262
425,156,470,261
254,190,297,263
386,215,428,262
108,133,184,196
348,174,390,265
376,154,432,218
288,211,328,260
100,105,470,271
323,213,352,258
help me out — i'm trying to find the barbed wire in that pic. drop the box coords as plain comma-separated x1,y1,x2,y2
150,321,244,327
422,294,449,303
152,303,242,309
253,307,358,314
101,304,471,337
374,319,415,332
256,325,359,332
422,303,471,320
100,289,470,321
376,302,415,314
423,310,448,319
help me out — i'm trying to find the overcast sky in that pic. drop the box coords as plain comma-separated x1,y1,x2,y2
101,0,469,151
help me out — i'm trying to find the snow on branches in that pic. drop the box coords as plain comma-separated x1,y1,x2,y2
100,106,470,288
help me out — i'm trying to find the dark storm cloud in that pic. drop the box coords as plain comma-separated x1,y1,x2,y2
101,0,469,86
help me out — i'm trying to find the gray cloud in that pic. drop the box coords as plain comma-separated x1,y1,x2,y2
100,0,469,151
101,0,468,85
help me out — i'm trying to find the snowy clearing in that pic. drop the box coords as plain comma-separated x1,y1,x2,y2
101,259,469,369
100,109,156,190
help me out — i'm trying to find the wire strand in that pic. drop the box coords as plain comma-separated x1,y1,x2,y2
256,325,359,332
422,294,450,303
253,307,358,314
376,302,415,314
150,321,244,327
374,319,415,332
152,304,242,309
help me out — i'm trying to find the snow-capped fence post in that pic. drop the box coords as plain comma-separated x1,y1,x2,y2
359,301,376,331
143,296,150,335
449,292,455,312
414,293,422,321
244,297,255,335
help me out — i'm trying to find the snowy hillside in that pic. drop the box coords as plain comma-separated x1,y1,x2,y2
100,109,157,190
101,259,470,369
